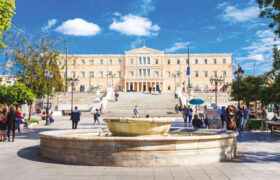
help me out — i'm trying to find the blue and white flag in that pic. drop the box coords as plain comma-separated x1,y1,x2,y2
186,66,190,76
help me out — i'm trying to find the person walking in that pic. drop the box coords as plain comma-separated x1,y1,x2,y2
133,106,139,117
0,107,8,141
182,106,188,124
7,107,17,142
71,106,80,129
220,107,227,129
187,106,193,125
16,107,22,133
243,106,249,131
93,109,101,126
49,112,55,123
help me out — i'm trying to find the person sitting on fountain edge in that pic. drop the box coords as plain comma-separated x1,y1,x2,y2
192,114,203,128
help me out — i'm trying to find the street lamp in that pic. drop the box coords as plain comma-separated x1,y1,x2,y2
210,75,224,109
69,78,79,113
44,69,54,125
234,65,244,107
109,73,116,87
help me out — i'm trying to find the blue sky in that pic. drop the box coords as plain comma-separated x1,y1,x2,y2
9,0,278,75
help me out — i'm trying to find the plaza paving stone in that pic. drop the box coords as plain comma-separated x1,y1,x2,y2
1,116,280,180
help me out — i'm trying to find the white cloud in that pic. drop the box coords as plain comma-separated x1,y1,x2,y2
217,2,229,9
165,42,190,53
131,38,145,49
220,5,259,22
139,0,155,16
42,19,57,32
109,14,160,36
113,12,121,16
55,18,101,36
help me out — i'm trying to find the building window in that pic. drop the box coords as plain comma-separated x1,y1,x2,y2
213,71,217,77
82,59,85,65
204,85,208,90
100,72,103,78
108,71,112,76
168,59,171,64
167,71,171,77
130,71,134,77
195,85,199,90
204,59,207,64
204,71,208,77
195,71,199,77
91,59,94,64
223,71,227,77
147,57,150,64
72,72,76,78
81,72,85,78
100,59,103,64
118,71,122,77
147,69,151,77
176,71,180,77
213,58,217,64
118,59,122,64
223,58,226,64
155,71,159,77
139,69,142,77
109,59,113,65
118,85,122,91
143,69,147,77
130,59,134,64
177,59,180,64
72,59,76,65
195,59,198,64
168,85,171,90
89,72,94,78
155,58,159,64
139,57,142,64
143,57,146,64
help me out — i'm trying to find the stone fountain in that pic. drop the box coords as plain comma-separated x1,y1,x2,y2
39,117,238,167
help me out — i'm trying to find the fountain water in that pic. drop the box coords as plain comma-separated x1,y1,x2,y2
39,117,238,167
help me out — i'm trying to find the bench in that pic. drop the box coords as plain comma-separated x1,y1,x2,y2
265,121,280,136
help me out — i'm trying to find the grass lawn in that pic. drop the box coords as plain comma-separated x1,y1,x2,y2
26,120,39,124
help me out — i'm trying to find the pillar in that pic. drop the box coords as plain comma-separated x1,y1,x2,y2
137,82,140,92
124,81,127,92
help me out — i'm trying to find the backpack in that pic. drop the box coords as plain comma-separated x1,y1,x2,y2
0,113,7,124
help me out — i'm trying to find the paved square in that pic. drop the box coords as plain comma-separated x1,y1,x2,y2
1,116,280,180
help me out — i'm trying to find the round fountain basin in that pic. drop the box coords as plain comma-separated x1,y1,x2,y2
39,129,238,167
103,117,175,136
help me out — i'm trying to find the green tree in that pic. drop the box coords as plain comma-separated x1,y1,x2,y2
231,76,265,106
0,84,9,104
8,83,35,107
0,0,15,48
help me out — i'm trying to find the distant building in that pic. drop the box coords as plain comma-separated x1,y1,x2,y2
0,74,17,86
59,46,232,92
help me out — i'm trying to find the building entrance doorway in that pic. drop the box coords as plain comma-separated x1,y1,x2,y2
143,85,146,92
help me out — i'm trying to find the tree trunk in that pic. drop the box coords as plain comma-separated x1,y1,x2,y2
28,102,33,120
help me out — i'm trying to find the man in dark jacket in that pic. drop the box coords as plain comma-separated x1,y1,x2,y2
71,106,80,129
7,107,17,142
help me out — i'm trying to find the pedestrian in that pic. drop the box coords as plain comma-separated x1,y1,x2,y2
187,105,193,125
0,107,8,141
7,107,17,142
133,106,139,117
192,114,203,128
182,106,188,123
243,106,249,130
71,106,80,129
220,106,227,128
114,91,118,102
261,106,268,120
99,104,103,114
49,111,54,123
93,109,101,126
158,88,161,95
274,104,279,117
16,107,22,133
175,104,179,114
227,106,237,131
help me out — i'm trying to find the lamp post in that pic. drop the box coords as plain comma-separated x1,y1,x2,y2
44,69,54,125
69,78,79,113
109,73,116,88
234,65,244,108
187,46,191,88
210,76,224,109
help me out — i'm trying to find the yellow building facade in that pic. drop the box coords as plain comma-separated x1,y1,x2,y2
60,46,232,92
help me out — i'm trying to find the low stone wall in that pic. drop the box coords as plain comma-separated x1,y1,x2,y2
39,129,238,167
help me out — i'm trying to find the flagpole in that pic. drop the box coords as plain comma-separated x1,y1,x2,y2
187,46,191,88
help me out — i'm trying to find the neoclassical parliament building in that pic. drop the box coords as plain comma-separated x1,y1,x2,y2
60,46,232,92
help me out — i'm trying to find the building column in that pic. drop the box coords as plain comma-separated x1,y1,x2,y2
132,82,135,91
124,81,127,92
137,82,140,92
163,81,165,92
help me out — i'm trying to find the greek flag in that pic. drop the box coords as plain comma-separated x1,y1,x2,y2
186,66,190,76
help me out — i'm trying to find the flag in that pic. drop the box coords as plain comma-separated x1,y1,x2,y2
186,66,190,76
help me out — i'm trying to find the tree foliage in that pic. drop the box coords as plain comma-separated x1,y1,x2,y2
231,76,265,106
258,0,280,37
0,0,15,48
0,83,35,106
4,29,64,99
